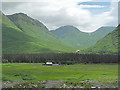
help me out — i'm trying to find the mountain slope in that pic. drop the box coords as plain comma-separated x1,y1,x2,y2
51,26,115,49
3,12,75,54
2,12,35,54
51,26,91,48
90,26,116,43
84,25,119,54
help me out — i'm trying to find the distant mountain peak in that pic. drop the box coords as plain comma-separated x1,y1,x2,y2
93,26,116,33
98,26,116,29
7,12,48,29
7,12,30,21
56,25,80,32
12,12,28,16
59,25,78,28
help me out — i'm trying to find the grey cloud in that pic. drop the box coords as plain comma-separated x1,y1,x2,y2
1,1,118,32
2,2,25,11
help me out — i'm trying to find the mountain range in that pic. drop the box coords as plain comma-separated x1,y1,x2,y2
1,11,119,54
84,25,119,55
51,26,115,49
2,12,75,54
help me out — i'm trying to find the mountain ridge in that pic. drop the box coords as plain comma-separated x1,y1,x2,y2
51,25,115,49
3,12,75,54
2,11,118,54
83,25,119,55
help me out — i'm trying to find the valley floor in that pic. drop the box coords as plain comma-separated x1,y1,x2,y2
2,63,118,88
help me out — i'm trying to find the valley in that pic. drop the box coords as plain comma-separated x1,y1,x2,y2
1,11,119,89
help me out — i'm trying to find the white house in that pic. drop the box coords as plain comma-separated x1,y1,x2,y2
44,62,59,66
76,50,80,53
46,62,53,66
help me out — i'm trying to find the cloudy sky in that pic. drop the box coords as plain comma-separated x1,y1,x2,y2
1,0,119,32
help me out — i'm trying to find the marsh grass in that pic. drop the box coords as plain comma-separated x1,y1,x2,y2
2,63,118,88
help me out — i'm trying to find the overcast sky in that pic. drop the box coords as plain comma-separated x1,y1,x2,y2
1,0,119,33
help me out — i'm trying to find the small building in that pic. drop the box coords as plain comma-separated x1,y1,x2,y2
43,62,59,66
76,50,80,53
46,62,53,66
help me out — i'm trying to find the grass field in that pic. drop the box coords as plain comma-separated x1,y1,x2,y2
2,63,118,88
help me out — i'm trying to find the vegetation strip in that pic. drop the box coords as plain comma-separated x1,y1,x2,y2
2,63,118,88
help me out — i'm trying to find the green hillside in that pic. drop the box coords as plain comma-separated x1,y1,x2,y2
51,25,115,49
2,12,75,54
90,26,115,44
2,12,34,54
84,25,119,55
51,26,91,48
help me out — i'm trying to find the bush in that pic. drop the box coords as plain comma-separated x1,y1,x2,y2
2,59,8,63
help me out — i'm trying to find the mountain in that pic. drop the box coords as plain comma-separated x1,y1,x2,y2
2,12,117,54
90,26,116,43
2,12,34,54
51,26,91,49
2,12,75,54
51,25,115,49
84,25,119,54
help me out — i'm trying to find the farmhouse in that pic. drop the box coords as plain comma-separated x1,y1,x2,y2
44,62,59,66
46,62,53,66
76,50,80,53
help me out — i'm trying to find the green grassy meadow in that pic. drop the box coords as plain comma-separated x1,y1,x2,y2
2,63,118,85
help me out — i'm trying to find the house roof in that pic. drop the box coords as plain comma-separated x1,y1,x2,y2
46,62,52,64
